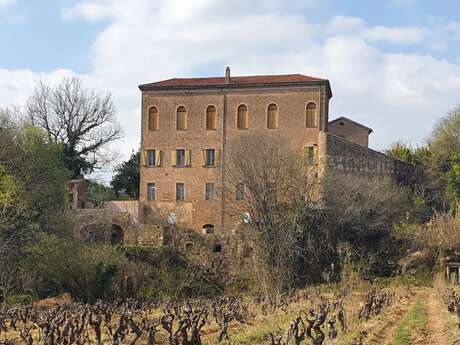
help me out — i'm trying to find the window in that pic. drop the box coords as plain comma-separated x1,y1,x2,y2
176,106,187,130
306,102,317,127
176,183,185,201
202,224,215,234
148,106,159,130
237,104,248,129
202,149,220,167
145,149,161,167
147,183,156,201
236,182,245,201
205,183,215,201
206,105,217,130
267,103,278,129
205,149,215,167
305,145,316,165
173,149,190,168
146,150,155,167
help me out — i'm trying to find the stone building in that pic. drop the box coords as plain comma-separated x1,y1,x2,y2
138,68,410,234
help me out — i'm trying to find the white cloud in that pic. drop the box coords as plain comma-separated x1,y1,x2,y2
0,0,16,11
2,0,460,180
362,25,425,44
62,1,113,22
328,15,366,34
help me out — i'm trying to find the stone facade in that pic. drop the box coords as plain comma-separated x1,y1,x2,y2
136,69,410,236
321,132,411,183
139,71,331,234
328,116,372,148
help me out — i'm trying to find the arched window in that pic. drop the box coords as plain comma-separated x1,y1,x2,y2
206,105,217,130
306,102,317,127
176,106,187,130
148,106,159,131
237,104,248,130
267,103,278,129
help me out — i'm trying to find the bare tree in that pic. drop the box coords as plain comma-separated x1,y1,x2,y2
225,132,328,291
26,77,122,177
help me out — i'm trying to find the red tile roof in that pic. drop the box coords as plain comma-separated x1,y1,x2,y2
139,73,326,89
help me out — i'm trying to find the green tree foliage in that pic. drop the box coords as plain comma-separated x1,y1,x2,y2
25,233,127,302
0,114,69,236
386,142,434,221
427,104,460,211
111,150,140,198
0,111,71,301
85,179,117,207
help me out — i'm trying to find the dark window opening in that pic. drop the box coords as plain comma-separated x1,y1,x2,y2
213,243,222,253
110,224,124,245
176,182,185,201
176,149,185,168
205,149,216,167
203,224,215,234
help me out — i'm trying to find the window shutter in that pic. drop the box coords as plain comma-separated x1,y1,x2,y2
155,150,161,167
185,150,191,167
201,149,206,167
216,149,221,166
141,150,147,166
313,145,318,164
171,150,176,167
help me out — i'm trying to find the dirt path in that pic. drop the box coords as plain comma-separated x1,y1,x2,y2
412,289,449,345
364,294,415,345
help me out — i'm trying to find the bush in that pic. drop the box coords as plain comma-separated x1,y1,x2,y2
119,245,223,300
5,294,34,305
24,233,130,302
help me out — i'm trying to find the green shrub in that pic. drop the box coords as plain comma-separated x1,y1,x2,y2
6,294,34,305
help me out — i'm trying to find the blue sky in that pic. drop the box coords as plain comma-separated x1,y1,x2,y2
1,0,460,180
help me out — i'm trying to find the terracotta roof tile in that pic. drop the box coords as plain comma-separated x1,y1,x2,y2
139,73,326,89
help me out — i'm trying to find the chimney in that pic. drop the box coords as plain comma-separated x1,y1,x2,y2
225,66,230,84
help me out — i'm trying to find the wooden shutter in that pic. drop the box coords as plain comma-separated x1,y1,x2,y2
155,150,161,167
185,150,191,167
141,150,147,166
201,149,206,166
171,150,176,167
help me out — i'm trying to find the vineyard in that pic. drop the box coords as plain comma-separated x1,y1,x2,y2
2,283,459,345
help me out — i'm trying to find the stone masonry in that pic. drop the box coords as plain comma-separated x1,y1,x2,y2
138,68,411,235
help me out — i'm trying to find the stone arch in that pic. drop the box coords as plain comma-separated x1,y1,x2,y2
110,224,124,245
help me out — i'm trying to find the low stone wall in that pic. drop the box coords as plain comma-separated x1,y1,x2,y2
73,209,138,244
322,132,412,183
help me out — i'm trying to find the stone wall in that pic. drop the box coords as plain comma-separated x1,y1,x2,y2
73,208,138,244
140,84,329,234
321,132,411,183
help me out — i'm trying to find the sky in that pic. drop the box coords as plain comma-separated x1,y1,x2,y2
1,0,460,181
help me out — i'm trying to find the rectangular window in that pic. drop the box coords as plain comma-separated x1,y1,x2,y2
147,149,156,167
176,182,185,201
205,149,215,167
205,183,215,201
176,149,185,168
147,183,156,201
236,182,244,201
306,146,316,165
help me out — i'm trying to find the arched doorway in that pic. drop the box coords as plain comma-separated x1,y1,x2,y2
110,224,124,245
